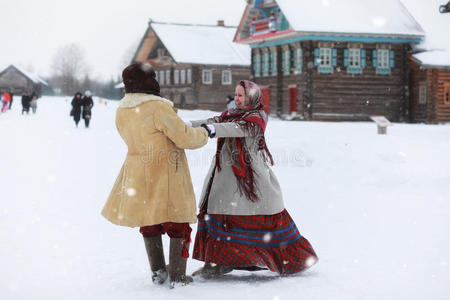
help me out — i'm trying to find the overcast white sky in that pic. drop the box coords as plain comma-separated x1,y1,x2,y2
0,0,448,81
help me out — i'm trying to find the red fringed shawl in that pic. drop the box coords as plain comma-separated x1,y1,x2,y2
214,109,274,202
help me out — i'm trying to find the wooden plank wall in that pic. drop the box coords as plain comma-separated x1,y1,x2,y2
435,69,450,122
310,42,406,122
408,59,428,122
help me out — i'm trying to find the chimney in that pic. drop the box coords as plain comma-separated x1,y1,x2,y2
217,20,225,26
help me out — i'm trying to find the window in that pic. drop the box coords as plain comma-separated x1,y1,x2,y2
419,85,427,105
253,53,261,77
294,48,302,74
374,49,392,75
319,48,332,67
174,70,179,85
444,84,450,105
263,52,269,77
202,69,212,84
345,48,363,74
349,49,361,67
377,49,389,68
159,70,165,85
271,51,277,76
222,70,232,85
157,48,167,57
187,69,192,84
282,49,291,75
165,70,171,85
180,69,186,84
315,47,334,74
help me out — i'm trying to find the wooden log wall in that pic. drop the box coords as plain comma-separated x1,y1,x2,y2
434,69,450,122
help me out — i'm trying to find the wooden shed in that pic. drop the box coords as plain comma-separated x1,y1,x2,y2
131,20,251,111
234,0,425,121
409,50,450,123
0,65,49,96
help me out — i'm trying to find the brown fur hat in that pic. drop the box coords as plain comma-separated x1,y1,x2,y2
122,62,160,96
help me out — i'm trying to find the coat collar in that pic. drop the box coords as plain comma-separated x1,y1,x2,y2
118,93,174,108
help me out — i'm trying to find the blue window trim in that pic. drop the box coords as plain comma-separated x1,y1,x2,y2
249,34,422,49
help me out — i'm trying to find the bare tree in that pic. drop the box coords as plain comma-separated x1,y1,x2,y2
51,43,89,95
119,39,140,73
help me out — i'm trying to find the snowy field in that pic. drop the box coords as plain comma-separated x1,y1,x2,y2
1,96,449,300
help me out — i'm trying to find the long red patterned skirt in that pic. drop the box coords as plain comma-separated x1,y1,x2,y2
192,209,318,275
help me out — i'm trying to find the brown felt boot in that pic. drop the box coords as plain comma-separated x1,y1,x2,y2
143,235,168,284
168,238,193,287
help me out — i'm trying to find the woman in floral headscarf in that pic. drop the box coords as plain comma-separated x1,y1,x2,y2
187,80,318,278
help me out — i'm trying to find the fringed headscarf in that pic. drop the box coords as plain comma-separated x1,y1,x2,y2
213,80,274,202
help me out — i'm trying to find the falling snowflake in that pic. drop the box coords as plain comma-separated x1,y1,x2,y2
204,214,210,221
305,256,317,267
126,188,136,196
135,107,140,113
263,233,272,243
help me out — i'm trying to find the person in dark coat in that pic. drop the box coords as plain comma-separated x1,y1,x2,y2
21,91,31,115
71,92,83,127
81,90,94,128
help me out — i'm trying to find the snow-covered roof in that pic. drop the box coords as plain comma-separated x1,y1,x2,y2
151,22,250,66
412,50,450,68
276,0,424,37
115,82,124,89
6,65,49,86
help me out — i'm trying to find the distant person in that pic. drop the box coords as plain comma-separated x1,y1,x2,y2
71,92,83,127
21,91,31,114
8,90,14,110
226,95,236,112
2,92,10,113
30,92,38,114
82,90,94,128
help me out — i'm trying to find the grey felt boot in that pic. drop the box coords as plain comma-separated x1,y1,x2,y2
143,235,168,284
168,238,193,287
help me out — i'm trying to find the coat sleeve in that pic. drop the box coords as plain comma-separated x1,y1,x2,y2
154,103,209,149
212,122,259,138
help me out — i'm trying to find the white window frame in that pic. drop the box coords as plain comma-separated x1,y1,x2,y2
253,53,261,77
319,48,332,67
159,70,165,85
377,49,389,69
174,69,179,85
263,52,270,77
294,48,302,74
202,69,212,84
283,49,290,75
419,85,427,105
221,70,232,85
349,48,361,67
165,70,171,85
180,69,186,84
157,48,167,57
187,69,192,84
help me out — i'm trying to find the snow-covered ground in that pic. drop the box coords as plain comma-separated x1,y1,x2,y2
1,96,449,300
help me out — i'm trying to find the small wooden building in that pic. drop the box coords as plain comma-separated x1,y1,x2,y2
409,50,450,123
131,20,251,110
234,0,425,121
0,65,49,96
